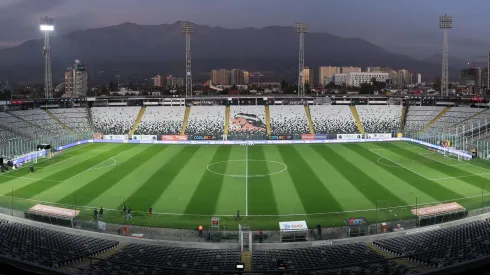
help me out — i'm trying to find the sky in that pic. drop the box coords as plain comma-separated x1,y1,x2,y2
1,0,490,61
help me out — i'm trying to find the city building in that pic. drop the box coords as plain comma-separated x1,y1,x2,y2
417,73,422,84
211,69,231,85
303,67,314,85
488,50,490,89
341,66,362,74
365,67,382,73
345,72,389,87
319,66,341,85
64,59,88,97
166,75,184,88
461,68,487,94
395,69,411,87
154,75,164,87
231,69,245,85
333,73,346,85
243,71,250,85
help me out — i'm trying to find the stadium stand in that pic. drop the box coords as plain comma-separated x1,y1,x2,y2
424,107,483,134
356,105,402,134
269,105,310,135
85,243,240,274
91,107,140,135
310,105,358,135
11,110,67,137
185,106,225,136
252,243,408,274
374,220,490,268
0,220,118,268
228,106,267,139
404,106,445,133
49,108,92,133
0,128,18,145
135,106,185,135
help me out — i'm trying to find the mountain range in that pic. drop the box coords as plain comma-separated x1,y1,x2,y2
0,21,460,85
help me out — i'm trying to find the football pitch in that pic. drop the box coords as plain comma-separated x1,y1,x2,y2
1,141,490,230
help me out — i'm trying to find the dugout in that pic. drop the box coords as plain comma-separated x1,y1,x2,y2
412,202,467,227
279,221,308,242
344,217,370,237
25,204,80,227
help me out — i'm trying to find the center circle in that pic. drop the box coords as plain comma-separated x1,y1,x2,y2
206,159,288,178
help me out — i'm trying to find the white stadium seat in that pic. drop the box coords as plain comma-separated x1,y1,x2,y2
356,105,402,133
92,107,140,135
186,106,225,136
135,106,185,135
269,105,310,135
49,108,92,133
404,106,445,133
310,105,358,135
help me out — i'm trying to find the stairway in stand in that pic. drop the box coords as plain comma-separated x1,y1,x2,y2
240,251,252,273
420,106,450,133
304,105,315,134
129,106,146,137
45,109,73,133
350,105,364,135
224,106,230,135
265,105,271,135
180,106,191,135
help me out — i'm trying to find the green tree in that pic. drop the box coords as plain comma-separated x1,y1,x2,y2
360,83,371,94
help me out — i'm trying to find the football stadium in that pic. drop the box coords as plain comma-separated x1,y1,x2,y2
1,98,490,274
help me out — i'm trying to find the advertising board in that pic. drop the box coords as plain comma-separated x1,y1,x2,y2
269,135,293,140
132,135,157,141
192,135,217,140
301,134,315,140
366,133,392,138
103,135,128,140
279,220,308,231
161,135,188,141
337,134,363,140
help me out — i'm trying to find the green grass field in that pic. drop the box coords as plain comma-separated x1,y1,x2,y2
1,141,490,230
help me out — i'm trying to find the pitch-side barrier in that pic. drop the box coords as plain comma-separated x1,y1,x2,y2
50,137,473,160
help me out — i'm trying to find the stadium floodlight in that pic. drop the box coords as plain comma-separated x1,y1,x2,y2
439,15,452,97
181,22,195,98
40,17,54,99
295,23,308,97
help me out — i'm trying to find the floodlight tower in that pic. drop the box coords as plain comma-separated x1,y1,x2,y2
440,15,452,97
295,23,308,97
40,17,54,99
181,22,195,98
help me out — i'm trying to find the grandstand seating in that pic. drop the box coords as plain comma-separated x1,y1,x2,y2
49,108,92,133
135,106,185,136
11,110,68,137
228,106,267,138
356,105,402,133
424,107,482,134
404,106,444,133
0,128,18,145
374,220,490,268
91,107,140,135
85,243,240,274
269,105,310,135
185,106,225,136
252,243,408,274
310,105,358,135
0,220,118,268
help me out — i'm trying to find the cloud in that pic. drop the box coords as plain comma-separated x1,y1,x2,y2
0,0,66,42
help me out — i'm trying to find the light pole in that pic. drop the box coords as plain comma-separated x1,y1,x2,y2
295,23,307,97
439,15,452,97
40,17,54,99
181,22,195,98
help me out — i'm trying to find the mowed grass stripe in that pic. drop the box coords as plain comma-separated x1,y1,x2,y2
347,143,461,201
380,143,490,192
313,145,405,207
123,146,200,211
277,145,343,212
57,145,164,206
11,144,127,199
0,144,98,185
184,146,232,215
247,146,278,215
